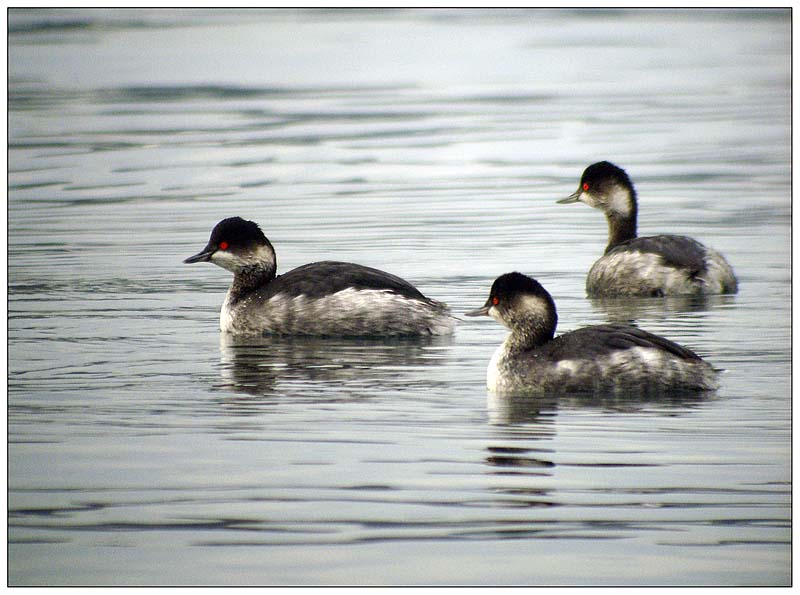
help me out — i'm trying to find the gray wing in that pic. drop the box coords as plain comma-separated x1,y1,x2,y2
542,324,703,362
610,235,708,273
262,261,431,301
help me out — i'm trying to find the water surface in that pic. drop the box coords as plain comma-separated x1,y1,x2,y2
8,8,791,586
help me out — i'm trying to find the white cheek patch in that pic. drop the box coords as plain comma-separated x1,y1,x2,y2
488,305,505,326
488,295,550,330
578,190,600,208
210,250,241,273
210,244,276,274
605,185,632,217
517,295,551,320
251,244,277,268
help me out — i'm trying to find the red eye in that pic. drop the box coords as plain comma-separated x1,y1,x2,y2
219,241,229,250
582,182,590,191
492,296,499,305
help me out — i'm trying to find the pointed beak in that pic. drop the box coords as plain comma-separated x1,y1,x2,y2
464,303,491,317
556,189,582,204
183,246,215,264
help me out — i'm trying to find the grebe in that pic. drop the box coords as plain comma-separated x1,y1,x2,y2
184,217,455,337
466,272,718,394
558,161,737,296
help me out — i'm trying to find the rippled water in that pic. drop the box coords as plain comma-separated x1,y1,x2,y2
8,8,791,586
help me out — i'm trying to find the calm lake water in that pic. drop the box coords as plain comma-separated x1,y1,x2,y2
7,8,791,586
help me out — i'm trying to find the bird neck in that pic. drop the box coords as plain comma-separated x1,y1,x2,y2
605,211,638,252
504,309,557,354
228,262,276,304
604,186,638,251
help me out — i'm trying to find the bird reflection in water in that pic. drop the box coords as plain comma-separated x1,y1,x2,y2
588,293,736,325
482,388,716,522
216,333,453,398
487,387,714,427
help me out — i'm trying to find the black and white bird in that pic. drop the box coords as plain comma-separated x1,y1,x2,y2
185,217,455,337
558,161,737,296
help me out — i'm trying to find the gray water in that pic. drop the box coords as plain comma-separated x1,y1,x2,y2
8,8,791,586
